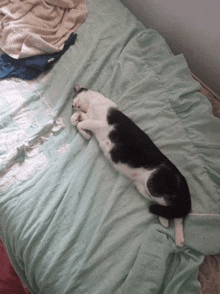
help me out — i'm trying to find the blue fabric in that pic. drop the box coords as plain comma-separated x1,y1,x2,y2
0,33,77,80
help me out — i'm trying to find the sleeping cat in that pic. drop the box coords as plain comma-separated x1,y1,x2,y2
70,85,191,247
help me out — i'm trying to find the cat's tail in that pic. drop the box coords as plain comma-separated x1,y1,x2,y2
149,202,191,220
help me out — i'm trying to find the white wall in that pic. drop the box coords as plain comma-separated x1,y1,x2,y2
120,0,220,96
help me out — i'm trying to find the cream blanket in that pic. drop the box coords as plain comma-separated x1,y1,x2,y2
0,0,88,59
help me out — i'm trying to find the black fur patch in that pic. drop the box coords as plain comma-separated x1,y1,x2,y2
77,87,88,94
107,107,170,168
148,166,191,218
107,107,191,219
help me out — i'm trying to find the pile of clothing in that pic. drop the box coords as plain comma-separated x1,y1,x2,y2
0,0,88,80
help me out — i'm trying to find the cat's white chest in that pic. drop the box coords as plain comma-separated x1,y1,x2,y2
96,125,115,157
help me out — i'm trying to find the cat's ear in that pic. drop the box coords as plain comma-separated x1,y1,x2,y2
74,84,82,93
74,85,89,94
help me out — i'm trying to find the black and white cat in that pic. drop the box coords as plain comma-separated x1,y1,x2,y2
70,85,191,247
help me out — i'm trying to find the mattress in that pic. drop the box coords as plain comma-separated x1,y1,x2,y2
0,0,220,293
198,86,220,294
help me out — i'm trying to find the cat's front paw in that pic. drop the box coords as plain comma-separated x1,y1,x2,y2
71,112,81,126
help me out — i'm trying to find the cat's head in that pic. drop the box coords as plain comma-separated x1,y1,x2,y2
72,84,89,112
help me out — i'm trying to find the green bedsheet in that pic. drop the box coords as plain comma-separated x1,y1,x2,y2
0,0,220,293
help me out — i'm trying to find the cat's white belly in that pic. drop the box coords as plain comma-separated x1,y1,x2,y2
111,163,167,206
113,163,153,198
94,125,114,158
114,163,151,181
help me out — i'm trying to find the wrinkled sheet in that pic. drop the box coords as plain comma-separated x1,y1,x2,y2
0,0,220,293
0,0,87,58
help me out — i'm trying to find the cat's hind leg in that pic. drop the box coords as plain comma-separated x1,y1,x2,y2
159,217,169,228
174,218,184,247
159,217,184,246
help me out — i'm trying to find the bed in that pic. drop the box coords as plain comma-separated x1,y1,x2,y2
0,0,220,293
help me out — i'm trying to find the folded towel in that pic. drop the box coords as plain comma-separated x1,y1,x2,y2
0,0,87,59
0,33,77,80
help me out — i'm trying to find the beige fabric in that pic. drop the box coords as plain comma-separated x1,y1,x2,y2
0,0,88,59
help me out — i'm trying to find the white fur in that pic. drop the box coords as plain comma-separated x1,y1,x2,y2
174,218,184,247
71,86,185,247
